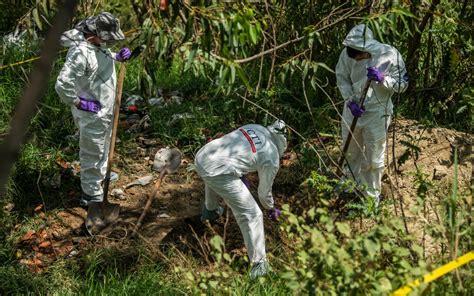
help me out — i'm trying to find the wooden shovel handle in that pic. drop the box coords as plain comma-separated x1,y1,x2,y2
337,79,372,174
103,63,126,202
132,170,167,235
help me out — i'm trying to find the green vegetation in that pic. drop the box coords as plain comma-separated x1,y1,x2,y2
1,0,472,295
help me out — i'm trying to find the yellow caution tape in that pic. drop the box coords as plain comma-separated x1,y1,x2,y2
390,251,474,296
0,29,139,71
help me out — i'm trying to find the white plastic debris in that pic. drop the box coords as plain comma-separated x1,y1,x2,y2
125,175,154,189
148,97,166,107
168,113,193,125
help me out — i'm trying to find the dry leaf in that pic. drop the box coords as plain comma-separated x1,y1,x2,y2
19,230,36,242
34,204,44,212
38,229,48,239
38,241,51,248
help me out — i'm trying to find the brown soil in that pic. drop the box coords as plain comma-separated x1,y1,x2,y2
13,118,473,272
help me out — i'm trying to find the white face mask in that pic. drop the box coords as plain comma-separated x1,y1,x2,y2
267,120,288,157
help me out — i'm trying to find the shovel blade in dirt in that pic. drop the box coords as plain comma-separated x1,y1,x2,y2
85,202,120,235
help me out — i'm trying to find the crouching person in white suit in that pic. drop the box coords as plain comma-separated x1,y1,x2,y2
194,120,287,280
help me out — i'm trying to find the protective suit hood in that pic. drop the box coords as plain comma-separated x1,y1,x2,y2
267,120,287,157
60,29,89,48
342,24,382,56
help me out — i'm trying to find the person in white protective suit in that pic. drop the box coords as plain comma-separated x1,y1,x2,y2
336,24,408,206
55,12,131,216
194,120,287,280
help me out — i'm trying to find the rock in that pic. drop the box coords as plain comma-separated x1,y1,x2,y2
111,188,126,200
433,165,448,180
158,213,170,218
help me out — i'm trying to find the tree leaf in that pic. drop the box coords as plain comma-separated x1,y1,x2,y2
336,222,351,237
32,8,43,31
249,25,257,44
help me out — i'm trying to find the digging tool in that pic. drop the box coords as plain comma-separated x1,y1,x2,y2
132,148,182,236
85,62,125,235
86,46,143,236
337,79,372,175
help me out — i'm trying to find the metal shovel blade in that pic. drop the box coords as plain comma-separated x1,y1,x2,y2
153,147,182,174
85,202,120,236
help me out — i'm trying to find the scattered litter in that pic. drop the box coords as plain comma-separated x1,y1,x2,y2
3,202,15,213
124,95,144,112
137,137,159,147
158,213,170,218
148,97,165,106
126,113,141,126
127,114,151,133
110,171,119,182
169,95,183,105
169,113,194,125
125,175,154,189
68,250,79,258
71,161,81,175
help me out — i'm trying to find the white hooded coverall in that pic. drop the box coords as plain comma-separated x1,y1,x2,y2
55,29,117,205
194,122,287,264
336,24,408,202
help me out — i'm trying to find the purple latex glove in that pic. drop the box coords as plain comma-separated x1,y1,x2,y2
77,97,101,113
367,66,384,82
347,100,365,117
267,208,281,221
115,47,131,62
240,176,250,189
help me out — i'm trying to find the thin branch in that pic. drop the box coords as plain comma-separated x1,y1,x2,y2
211,5,369,64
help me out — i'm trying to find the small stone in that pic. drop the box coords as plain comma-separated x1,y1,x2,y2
111,188,126,200
158,213,170,218
433,165,448,180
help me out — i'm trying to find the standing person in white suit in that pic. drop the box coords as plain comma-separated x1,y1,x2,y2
55,12,131,227
336,24,409,206
194,120,287,279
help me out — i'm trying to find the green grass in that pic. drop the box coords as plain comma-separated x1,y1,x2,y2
1,42,473,296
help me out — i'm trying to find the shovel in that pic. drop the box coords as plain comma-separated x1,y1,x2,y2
337,79,372,175
132,147,182,236
86,47,143,236
85,62,125,236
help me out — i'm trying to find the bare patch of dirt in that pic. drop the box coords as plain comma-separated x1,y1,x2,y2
382,119,472,257
13,119,473,271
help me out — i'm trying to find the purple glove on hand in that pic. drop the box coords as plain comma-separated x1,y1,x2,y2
347,100,365,117
115,47,131,62
268,208,281,221
240,176,251,189
77,97,101,113
367,66,384,82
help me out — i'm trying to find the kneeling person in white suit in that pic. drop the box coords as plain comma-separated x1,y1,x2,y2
194,120,287,279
